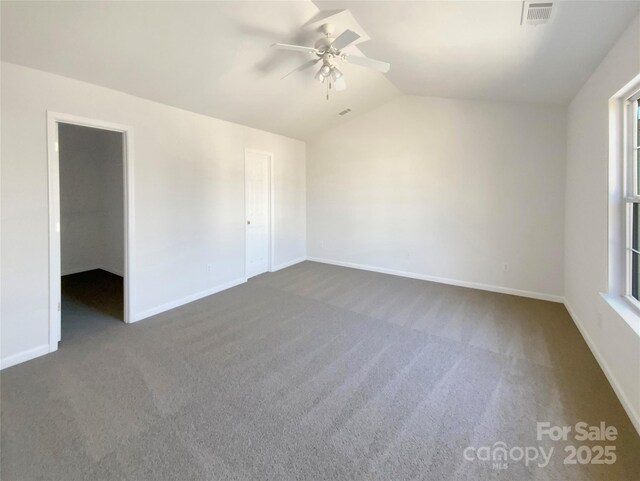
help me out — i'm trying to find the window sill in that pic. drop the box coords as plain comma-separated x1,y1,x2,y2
599,293,640,336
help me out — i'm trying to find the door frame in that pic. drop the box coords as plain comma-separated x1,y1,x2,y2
244,148,274,278
46,111,136,353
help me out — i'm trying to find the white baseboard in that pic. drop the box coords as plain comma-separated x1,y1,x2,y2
270,256,307,272
62,265,124,277
3,277,246,369
564,300,640,435
134,277,247,322
101,266,124,277
62,264,101,276
1,344,51,370
306,256,564,303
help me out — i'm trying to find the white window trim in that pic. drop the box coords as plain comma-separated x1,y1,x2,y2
604,73,640,333
622,89,640,313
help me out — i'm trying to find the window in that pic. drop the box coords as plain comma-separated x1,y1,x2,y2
624,93,640,305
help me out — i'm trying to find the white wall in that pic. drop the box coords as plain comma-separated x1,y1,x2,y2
102,127,126,276
0,62,306,366
307,95,567,299
59,123,124,276
565,15,640,431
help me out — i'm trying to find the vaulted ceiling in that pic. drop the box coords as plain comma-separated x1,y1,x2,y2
1,1,400,140
2,1,638,140
316,0,640,103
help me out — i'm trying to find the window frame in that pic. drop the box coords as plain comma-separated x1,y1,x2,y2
623,90,640,311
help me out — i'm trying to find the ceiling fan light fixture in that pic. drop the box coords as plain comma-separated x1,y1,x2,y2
334,76,347,91
330,66,343,81
314,68,325,82
319,64,331,77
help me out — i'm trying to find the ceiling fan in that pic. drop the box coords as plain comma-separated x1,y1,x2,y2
271,23,390,99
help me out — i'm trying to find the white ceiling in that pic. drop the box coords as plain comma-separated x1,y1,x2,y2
2,1,638,140
315,0,640,104
0,1,400,140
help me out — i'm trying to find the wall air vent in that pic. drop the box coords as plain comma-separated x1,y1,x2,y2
521,1,553,26
339,108,352,116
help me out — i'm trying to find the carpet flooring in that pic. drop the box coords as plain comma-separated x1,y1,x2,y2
1,262,639,480
60,269,125,336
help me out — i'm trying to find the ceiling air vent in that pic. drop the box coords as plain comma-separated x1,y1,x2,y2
339,108,352,116
521,1,553,26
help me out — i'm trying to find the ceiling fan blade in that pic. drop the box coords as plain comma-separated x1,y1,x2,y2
271,43,318,54
345,55,390,73
330,29,360,50
334,76,347,91
281,58,320,79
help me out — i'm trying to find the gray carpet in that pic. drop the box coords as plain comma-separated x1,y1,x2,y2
60,269,125,331
1,262,639,480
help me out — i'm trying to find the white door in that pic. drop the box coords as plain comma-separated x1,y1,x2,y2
245,150,270,278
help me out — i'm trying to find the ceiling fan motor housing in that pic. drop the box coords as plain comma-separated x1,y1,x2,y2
314,37,333,52
319,22,335,37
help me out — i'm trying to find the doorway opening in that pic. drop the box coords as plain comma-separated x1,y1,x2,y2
245,149,273,278
47,113,135,352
